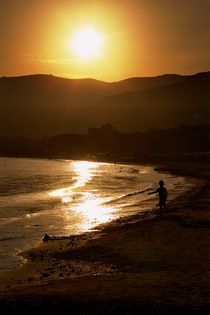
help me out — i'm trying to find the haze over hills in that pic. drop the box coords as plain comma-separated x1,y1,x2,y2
0,72,209,137
93,75,210,131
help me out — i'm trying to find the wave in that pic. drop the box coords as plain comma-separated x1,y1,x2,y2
103,187,153,205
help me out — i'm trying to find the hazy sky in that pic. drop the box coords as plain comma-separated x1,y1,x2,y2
1,0,210,81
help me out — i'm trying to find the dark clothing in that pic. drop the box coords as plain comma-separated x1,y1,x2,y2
148,182,168,210
155,186,167,206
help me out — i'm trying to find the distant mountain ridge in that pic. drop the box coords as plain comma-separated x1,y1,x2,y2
0,71,209,137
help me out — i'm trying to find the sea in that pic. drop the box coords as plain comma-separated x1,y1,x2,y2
0,157,194,271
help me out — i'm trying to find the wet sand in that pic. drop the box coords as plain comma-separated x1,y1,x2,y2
1,162,210,314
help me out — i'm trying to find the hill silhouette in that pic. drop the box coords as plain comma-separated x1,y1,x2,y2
0,72,209,137
93,74,210,131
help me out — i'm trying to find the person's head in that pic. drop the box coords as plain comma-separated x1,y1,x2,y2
159,180,164,187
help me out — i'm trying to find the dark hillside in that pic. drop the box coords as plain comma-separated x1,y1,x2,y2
93,76,210,131
0,72,209,137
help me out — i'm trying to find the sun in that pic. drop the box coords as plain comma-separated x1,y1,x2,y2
70,28,104,61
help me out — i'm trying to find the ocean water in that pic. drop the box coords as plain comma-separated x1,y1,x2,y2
0,157,193,271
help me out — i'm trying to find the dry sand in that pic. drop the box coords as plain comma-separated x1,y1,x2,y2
0,162,210,314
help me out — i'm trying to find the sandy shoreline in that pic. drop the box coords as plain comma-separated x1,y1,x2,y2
1,162,210,314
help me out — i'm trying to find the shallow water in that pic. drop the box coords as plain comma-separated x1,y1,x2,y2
0,157,193,270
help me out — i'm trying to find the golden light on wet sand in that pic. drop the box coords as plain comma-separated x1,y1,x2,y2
72,192,114,231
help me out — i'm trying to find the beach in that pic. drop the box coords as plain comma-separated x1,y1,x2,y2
0,162,210,314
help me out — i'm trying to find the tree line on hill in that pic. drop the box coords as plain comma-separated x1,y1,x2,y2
0,124,209,162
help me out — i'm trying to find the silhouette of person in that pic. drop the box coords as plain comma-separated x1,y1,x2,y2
148,180,168,210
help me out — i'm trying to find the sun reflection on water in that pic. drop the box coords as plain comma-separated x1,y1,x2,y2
49,160,114,231
71,160,98,189
49,160,99,200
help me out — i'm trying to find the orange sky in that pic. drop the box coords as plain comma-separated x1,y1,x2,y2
0,0,210,81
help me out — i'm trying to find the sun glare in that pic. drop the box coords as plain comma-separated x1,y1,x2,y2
70,28,104,61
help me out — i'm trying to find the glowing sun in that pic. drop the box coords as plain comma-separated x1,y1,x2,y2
71,28,104,61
